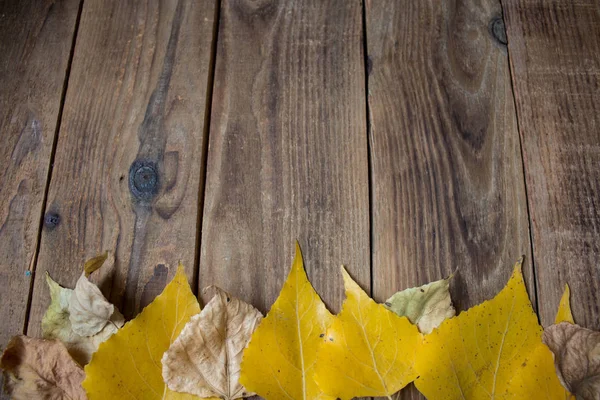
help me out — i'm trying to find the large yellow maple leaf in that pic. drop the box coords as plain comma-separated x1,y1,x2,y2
240,243,334,400
83,265,201,399
314,267,421,399
414,260,573,400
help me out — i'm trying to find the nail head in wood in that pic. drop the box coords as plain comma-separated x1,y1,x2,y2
43,212,60,230
129,160,159,201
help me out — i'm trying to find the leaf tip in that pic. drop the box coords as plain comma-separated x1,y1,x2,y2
555,283,574,324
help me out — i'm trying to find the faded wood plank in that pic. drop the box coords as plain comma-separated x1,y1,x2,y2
26,0,217,339
0,0,80,349
503,0,600,328
366,1,531,397
200,0,370,315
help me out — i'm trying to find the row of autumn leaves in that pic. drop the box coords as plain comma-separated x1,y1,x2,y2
0,244,580,399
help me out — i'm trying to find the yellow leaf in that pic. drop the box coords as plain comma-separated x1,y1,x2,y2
555,284,574,324
314,267,421,400
83,265,201,399
240,243,334,400
414,259,571,399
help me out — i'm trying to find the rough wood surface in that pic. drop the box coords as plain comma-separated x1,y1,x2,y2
365,0,532,355
503,0,600,328
26,0,217,338
200,0,370,314
0,0,80,349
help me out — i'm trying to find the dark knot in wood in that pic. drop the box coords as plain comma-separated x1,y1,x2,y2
43,212,60,230
129,160,159,202
490,16,507,46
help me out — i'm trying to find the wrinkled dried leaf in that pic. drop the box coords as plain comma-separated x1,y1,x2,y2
69,271,119,337
544,322,600,400
384,276,455,334
83,265,201,399
162,287,262,399
414,259,564,399
0,336,86,400
43,273,123,365
240,243,334,400
314,267,421,399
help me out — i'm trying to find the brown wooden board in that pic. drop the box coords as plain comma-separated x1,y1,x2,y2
503,0,600,328
26,0,218,339
365,1,532,397
0,0,80,351
200,0,370,316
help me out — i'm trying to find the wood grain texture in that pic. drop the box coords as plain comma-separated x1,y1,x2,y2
200,0,370,314
26,0,217,338
503,0,600,328
0,0,80,348
366,0,531,327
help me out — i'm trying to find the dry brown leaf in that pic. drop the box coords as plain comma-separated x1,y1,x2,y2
0,336,86,400
162,286,262,399
544,322,600,400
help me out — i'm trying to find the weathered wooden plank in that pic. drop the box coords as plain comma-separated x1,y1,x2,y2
365,1,531,396
503,0,600,328
200,0,369,315
0,0,80,349
26,0,218,339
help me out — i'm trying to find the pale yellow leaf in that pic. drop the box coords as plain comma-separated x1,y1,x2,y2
83,265,202,399
240,243,334,400
162,287,262,399
384,276,455,334
0,336,86,400
314,267,421,400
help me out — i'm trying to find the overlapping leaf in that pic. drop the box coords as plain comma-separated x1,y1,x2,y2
162,287,262,399
240,243,334,400
0,336,86,400
314,267,421,399
83,265,201,399
385,276,455,334
414,259,570,399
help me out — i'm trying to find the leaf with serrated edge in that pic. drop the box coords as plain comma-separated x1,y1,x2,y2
314,267,421,400
162,287,262,399
83,265,202,399
414,259,570,399
240,243,334,400
0,336,86,400
384,276,455,334
42,273,123,365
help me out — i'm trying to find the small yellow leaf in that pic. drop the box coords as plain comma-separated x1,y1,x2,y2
240,243,334,400
314,267,421,399
83,265,201,399
555,284,574,324
84,252,109,276
414,260,541,399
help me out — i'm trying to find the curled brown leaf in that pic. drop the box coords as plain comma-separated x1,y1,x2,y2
544,322,600,400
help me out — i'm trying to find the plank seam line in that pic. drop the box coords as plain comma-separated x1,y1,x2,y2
361,0,375,300
498,1,539,314
23,0,86,335
193,0,222,297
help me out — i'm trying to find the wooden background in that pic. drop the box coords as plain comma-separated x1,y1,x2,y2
1,0,599,399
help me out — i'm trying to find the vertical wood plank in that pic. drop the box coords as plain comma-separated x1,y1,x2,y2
503,0,600,328
26,0,218,338
0,0,80,348
365,1,531,396
200,0,370,314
